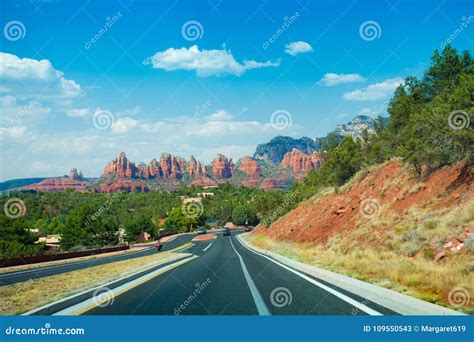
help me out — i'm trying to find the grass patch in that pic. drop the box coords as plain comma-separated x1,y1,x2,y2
0,246,192,315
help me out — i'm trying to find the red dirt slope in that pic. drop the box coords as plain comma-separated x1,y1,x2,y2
263,160,473,245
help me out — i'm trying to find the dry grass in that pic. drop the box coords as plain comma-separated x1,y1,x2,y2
0,247,147,274
247,233,473,314
0,245,192,315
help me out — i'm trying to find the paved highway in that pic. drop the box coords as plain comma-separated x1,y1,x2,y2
76,232,397,315
0,234,196,286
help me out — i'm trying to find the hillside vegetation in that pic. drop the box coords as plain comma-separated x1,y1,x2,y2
250,46,473,312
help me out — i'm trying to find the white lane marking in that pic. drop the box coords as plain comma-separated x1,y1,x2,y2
236,236,382,316
203,243,213,252
229,237,271,316
53,256,198,315
0,248,154,278
179,243,195,252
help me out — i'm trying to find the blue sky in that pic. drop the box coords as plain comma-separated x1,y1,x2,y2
0,0,473,180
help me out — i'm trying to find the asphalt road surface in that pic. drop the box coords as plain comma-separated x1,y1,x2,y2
0,234,196,286
81,232,398,315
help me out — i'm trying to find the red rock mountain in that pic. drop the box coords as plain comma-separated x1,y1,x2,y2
210,154,234,179
17,147,323,193
99,149,321,191
281,149,322,179
17,168,90,192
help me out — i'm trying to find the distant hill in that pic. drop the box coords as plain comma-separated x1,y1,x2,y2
0,178,47,191
253,136,319,163
254,115,387,163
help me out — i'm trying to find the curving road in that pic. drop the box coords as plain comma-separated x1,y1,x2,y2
68,232,398,316
0,234,196,286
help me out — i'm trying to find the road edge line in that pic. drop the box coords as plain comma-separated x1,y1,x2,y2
238,234,464,316
229,236,271,316
236,235,381,316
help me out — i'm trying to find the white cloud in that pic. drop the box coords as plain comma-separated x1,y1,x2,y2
0,96,52,126
0,52,81,99
0,125,28,139
284,41,313,56
111,117,139,134
144,45,279,77
343,77,403,101
319,73,365,86
205,109,233,121
66,108,91,118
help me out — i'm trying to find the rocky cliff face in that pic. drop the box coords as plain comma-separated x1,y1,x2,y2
281,149,322,179
254,116,385,163
238,156,262,179
98,149,323,191
210,154,234,179
17,170,90,192
254,136,319,164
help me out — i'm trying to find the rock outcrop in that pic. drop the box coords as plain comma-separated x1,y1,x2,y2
211,154,234,179
238,156,262,179
254,136,319,164
17,170,90,192
281,149,322,179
